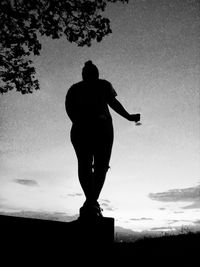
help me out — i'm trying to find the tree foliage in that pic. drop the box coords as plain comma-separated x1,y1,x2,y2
0,0,128,94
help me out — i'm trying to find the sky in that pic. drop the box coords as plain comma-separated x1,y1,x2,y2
0,0,200,233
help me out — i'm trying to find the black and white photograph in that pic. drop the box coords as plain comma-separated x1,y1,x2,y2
0,0,200,264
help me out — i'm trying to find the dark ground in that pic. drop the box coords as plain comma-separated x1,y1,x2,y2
0,214,199,265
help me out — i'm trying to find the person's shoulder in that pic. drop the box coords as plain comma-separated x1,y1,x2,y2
67,81,83,93
71,81,83,89
98,79,111,85
98,79,112,87
98,79,117,98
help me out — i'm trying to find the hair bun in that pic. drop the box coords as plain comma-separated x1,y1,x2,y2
85,60,93,67
82,60,99,80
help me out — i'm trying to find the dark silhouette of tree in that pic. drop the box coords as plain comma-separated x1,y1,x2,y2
0,0,128,94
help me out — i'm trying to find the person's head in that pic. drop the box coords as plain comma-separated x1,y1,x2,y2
82,60,99,81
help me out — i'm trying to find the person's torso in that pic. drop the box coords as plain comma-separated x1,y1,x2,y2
67,79,113,125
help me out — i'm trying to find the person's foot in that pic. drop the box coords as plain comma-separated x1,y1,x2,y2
79,201,103,219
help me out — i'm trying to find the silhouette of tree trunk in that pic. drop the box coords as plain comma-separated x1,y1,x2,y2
0,0,128,94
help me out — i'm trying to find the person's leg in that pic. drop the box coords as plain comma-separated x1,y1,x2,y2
92,166,110,202
93,121,114,202
77,157,95,204
70,125,95,204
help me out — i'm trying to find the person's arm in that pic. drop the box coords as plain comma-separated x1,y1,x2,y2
108,97,140,122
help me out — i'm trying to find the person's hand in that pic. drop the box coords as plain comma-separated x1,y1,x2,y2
128,113,141,122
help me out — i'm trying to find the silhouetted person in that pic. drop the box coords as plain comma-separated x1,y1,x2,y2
65,60,140,219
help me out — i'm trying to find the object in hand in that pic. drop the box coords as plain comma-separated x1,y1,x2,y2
135,113,140,122
135,114,141,126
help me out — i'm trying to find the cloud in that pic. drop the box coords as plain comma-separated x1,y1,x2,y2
101,203,110,207
168,220,180,224
149,185,200,203
101,203,114,211
0,210,79,222
130,217,153,221
167,219,191,225
102,206,114,211
150,227,173,231
182,200,200,210
67,193,83,197
149,185,200,210
100,199,115,211
13,179,39,187
194,220,200,225
100,199,111,204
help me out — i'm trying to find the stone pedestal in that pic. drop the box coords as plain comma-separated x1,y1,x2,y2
0,214,114,254
71,216,115,245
